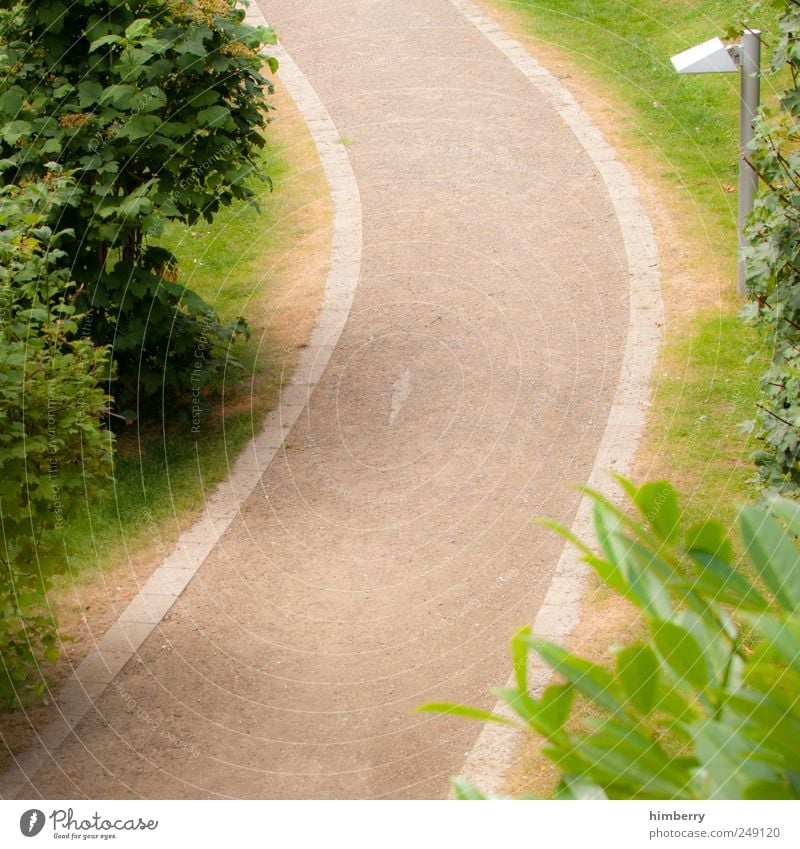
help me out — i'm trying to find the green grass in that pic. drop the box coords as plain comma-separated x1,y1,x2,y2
57,142,298,581
492,0,780,526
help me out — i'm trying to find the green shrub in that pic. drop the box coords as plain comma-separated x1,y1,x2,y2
0,0,275,420
744,1,800,491
422,478,800,799
0,175,113,705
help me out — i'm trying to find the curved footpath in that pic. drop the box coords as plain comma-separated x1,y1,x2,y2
2,0,660,799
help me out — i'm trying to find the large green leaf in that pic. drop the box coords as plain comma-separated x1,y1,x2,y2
691,720,776,799
115,114,162,141
686,550,769,610
744,781,796,800
607,531,673,618
725,691,800,764
451,778,487,800
510,626,531,692
554,779,607,800
125,18,151,40
492,684,574,738
538,516,636,599
539,683,574,734
740,506,800,611
588,487,645,545
535,518,594,558
2,120,31,145
567,732,689,798
767,496,800,538
88,33,123,52
585,717,689,787
739,612,800,674
0,86,25,117
78,80,104,108
100,84,137,110
175,26,213,57
197,105,233,129
685,520,733,564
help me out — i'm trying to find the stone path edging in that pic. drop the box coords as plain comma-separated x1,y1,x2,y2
450,0,663,795
0,6,362,799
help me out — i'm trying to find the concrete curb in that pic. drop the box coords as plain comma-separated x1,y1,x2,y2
0,6,362,800
449,0,663,795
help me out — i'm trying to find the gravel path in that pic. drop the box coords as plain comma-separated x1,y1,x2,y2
9,0,640,799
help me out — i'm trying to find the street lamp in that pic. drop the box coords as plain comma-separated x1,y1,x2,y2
671,31,761,296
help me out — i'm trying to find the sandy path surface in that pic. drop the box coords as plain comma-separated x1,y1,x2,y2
14,0,630,799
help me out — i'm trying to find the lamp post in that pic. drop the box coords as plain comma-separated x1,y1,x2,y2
671,31,761,296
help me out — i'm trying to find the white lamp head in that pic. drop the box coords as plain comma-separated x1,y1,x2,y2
671,37,738,74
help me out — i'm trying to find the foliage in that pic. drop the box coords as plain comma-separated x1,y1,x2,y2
421,477,800,800
0,176,113,705
0,0,276,419
743,1,800,490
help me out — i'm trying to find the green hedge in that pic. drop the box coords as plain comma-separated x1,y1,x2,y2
744,2,800,491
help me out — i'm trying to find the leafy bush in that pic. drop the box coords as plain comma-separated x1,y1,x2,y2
0,0,275,420
743,2,800,490
0,175,114,705
422,478,800,799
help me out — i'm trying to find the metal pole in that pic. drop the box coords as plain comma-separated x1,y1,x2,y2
737,29,761,296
